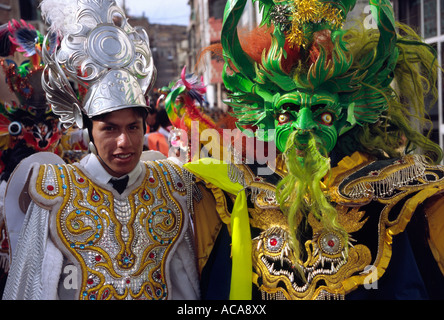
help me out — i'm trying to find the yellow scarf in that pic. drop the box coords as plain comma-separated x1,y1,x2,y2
184,158,252,300
183,152,371,300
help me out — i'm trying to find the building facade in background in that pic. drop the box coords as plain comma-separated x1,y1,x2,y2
146,23,188,89
0,0,45,29
187,0,260,111
395,0,444,154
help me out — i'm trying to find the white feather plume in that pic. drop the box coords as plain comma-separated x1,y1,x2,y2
40,0,79,36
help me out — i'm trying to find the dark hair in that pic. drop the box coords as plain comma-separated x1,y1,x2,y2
157,108,171,128
149,108,171,132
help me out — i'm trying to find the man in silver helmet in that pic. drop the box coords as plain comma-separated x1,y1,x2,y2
2,0,199,300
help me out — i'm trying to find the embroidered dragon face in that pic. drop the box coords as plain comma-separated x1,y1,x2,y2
252,207,371,300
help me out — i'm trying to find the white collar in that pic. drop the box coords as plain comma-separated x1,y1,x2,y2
79,153,143,187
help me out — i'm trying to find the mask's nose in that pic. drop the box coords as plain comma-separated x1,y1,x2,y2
292,107,317,133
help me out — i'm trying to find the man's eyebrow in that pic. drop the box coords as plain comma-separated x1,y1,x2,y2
99,120,140,127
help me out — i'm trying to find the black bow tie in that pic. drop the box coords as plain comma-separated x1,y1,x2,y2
109,175,129,194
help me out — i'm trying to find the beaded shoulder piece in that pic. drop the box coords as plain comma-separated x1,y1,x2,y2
29,159,188,300
330,154,443,204
213,154,444,300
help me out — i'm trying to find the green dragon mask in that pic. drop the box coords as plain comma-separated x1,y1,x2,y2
222,0,398,155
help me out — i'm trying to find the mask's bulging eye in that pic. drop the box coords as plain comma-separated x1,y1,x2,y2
278,113,290,125
320,112,333,126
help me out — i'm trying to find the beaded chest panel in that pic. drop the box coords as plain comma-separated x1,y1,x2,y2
33,160,187,300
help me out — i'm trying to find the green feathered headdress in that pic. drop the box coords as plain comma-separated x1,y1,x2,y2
221,0,442,162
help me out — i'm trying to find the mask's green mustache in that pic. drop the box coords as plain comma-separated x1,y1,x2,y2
290,131,328,155
276,131,348,278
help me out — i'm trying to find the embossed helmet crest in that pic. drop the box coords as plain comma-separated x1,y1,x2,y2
40,0,156,128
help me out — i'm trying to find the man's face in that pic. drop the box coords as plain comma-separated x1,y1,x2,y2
91,108,145,177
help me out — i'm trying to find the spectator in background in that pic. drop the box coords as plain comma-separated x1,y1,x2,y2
145,108,171,157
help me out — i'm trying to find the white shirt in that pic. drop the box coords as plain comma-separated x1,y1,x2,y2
79,153,142,189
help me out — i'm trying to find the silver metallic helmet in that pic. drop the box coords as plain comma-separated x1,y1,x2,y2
40,0,156,128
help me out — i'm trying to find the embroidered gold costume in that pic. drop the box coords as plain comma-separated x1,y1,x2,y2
191,152,444,299
28,159,190,300
160,0,444,300
2,0,199,301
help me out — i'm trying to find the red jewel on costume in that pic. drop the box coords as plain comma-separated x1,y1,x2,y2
269,238,278,247
101,289,110,299
265,234,283,252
